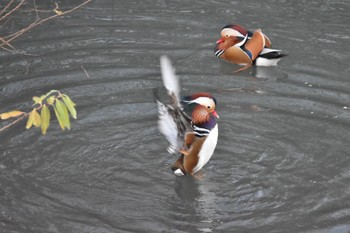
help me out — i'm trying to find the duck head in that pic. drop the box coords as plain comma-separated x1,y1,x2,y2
182,92,219,125
216,24,250,49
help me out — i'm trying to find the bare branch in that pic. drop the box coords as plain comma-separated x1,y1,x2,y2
4,18,40,42
0,0,26,23
0,0,92,48
0,35,15,49
33,0,39,20
0,0,15,17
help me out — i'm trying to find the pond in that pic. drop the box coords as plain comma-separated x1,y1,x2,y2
0,0,350,232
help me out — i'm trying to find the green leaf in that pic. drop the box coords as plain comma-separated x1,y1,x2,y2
61,95,77,119
62,94,76,106
40,105,50,135
53,106,64,130
54,99,70,130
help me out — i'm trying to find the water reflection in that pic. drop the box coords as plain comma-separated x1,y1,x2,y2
173,175,219,232
217,59,288,81
174,176,201,202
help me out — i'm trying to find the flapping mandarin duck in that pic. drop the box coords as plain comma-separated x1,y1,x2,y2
215,24,286,71
154,56,219,176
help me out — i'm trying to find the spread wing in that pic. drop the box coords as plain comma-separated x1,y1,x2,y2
160,56,180,102
155,97,182,154
154,56,191,154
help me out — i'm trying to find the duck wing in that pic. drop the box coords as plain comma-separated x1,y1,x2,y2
160,56,180,103
155,56,192,154
154,93,190,154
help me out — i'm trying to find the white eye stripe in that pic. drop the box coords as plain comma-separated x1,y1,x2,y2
188,97,215,107
221,28,244,38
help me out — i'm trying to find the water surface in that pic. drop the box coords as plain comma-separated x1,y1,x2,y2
1,0,350,232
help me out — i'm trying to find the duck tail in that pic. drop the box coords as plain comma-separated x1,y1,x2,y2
259,48,287,59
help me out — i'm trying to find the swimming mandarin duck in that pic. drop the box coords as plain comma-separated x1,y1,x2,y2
154,56,219,176
215,24,286,71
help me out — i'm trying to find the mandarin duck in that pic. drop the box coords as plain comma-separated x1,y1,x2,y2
154,56,219,176
215,24,286,72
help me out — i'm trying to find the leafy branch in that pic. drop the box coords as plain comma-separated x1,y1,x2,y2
0,90,77,135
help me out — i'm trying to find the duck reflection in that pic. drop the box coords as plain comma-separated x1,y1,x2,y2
218,60,287,81
252,66,288,80
173,175,218,232
174,175,201,202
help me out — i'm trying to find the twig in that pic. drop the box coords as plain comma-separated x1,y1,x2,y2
0,35,15,50
0,0,26,23
0,44,14,52
1,0,92,46
4,18,40,42
81,65,90,78
0,113,29,133
33,0,39,20
0,0,16,17
0,44,39,56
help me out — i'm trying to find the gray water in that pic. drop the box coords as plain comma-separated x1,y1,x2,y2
1,0,350,232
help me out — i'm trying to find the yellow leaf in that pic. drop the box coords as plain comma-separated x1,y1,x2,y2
54,9,63,15
26,110,35,129
41,105,50,135
32,109,41,127
33,96,43,104
0,110,24,120
54,3,63,15
47,96,55,105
